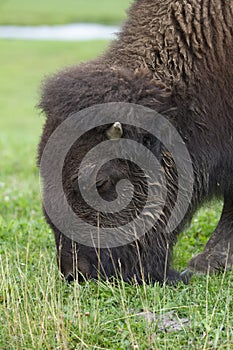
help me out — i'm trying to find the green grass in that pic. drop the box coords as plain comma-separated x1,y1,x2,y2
0,39,233,349
0,0,131,25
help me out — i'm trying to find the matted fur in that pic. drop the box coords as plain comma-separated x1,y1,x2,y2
38,0,233,284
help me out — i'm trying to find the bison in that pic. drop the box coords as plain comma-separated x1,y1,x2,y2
38,0,233,284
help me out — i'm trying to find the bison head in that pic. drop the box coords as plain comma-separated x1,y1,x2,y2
39,66,193,284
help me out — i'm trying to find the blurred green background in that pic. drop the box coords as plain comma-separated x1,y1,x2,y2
0,0,130,24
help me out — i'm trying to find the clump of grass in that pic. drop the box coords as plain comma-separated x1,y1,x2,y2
1,240,233,349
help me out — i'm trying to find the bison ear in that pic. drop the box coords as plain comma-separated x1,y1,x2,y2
106,122,123,140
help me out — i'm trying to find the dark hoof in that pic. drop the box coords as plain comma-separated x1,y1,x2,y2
180,269,193,284
165,269,191,285
65,273,75,283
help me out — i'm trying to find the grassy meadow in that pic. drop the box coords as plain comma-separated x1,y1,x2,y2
0,2,233,349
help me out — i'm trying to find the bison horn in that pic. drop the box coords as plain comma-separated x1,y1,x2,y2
106,122,123,140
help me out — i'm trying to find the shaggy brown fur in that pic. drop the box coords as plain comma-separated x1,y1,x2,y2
38,0,233,284
105,0,233,85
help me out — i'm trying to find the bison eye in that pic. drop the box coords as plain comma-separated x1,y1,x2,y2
96,177,110,190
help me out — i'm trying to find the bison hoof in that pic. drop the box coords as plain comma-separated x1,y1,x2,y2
65,273,75,283
180,269,193,284
165,269,191,285
188,251,233,274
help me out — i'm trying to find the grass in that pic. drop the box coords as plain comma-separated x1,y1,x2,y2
0,38,233,349
0,0,131,25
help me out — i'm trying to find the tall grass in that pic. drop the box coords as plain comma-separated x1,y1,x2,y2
1,242,233,349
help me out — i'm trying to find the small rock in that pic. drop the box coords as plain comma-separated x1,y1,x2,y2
135,310,190,333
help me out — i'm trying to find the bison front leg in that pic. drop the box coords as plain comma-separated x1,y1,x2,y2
53,227,96,282
54,231,78,282
188,199,233,274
